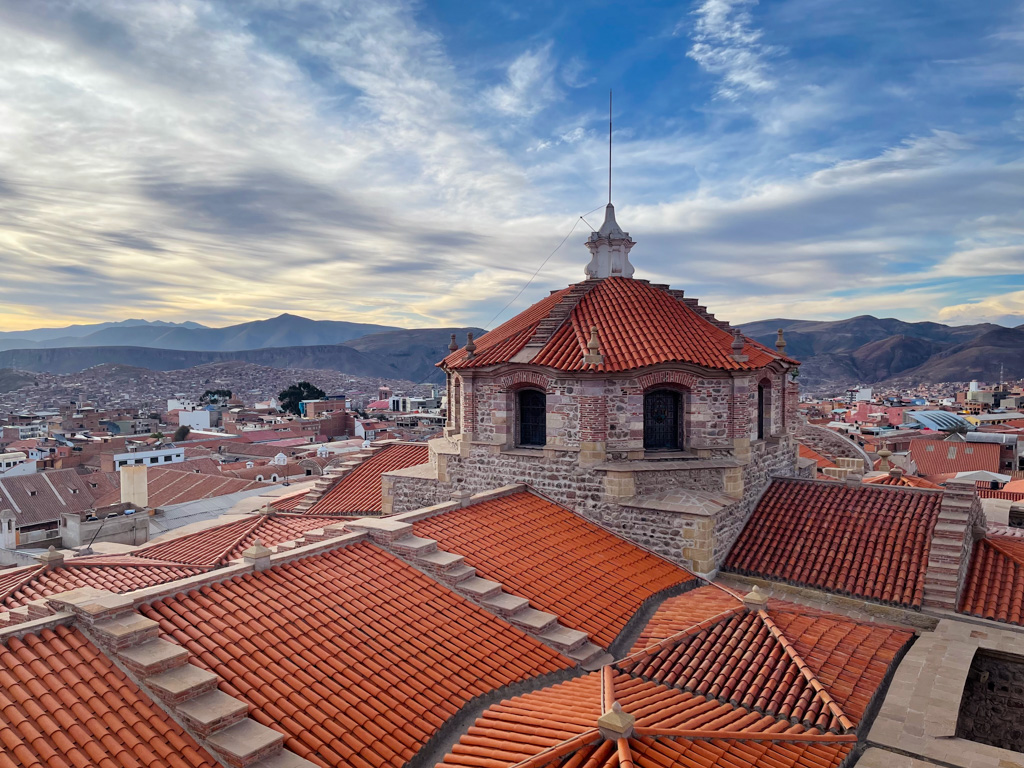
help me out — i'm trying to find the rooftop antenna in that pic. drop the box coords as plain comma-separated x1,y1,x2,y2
608,89,613,205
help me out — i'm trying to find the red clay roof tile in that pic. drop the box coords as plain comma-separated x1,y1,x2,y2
412,492,696,647
306,443,429,515
0,625,218,768
723,479,943,607
0,556,207,610
140,542,573,767
442,278,793,373
133,513,335,566
960,534,1024,625
908,439,1001,479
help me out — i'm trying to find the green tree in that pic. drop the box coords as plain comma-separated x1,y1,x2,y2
149,432,164,441
278,382,326,415
172,425,191,442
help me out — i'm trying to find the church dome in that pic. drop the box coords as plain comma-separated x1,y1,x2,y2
442,276,795,373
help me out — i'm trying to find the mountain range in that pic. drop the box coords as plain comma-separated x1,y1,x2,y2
1,313,1022,389
0,314,395,352
743,315,1024,391
0,316,480,383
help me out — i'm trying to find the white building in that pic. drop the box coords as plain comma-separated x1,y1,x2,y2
109,446,185,470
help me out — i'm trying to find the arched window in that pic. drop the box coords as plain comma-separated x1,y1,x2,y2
518,389,547,447
757,380,772,440
644,389,682,451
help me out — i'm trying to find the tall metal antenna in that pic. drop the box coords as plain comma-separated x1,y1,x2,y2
608,89,613,205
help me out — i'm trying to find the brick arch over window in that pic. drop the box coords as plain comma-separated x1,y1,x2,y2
498,370,553,393
636,370,699,392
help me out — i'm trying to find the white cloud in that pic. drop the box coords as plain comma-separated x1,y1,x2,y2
683,0,780,99
938,291,1024,326
485,42,560,118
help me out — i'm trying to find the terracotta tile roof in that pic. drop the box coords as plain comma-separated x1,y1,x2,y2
271,488,309,511
960,534,1024,625
0,468,116,527
0,556,207,610
96,467,269,508
630,585,748,653
442,278,794,373
141,542,573,767
723,478,944,607
909,439,1001,478
798,444,836,469
863,472,942,489
0,625,217,768
133,513,332,566
413,491,696,648
306,443,429,515
977,489,1024,501
437,668,854,768
621,591,911,732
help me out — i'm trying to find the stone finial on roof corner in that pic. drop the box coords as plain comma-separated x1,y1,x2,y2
730,329,748,363
597,701,635,740
241,539,273,571
37,545,65,569
465,332,476,360
742,586,769,611
776,328,787,353
583,325,604,366
448,333,458,353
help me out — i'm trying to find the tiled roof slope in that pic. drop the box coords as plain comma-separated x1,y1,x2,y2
0,556,206,610
134,513,334,566
306,443,429,515
412,492,695,647
798,444,836,469
271,488,309,510
0,468,116,526
909,439,1000,478
723,478,944,607
0,625,218,768
960,534,1024,625
97,467,269,508
437,668,853,768
141,542,573,768
863,472,942,489
443,277,793,373
630,586,913,726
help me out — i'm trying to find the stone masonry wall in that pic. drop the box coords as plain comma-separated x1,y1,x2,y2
455,365,789,458
389,433,799,575
956,650,1024,753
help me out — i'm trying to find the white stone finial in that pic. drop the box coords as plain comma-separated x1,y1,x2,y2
584,203,635,279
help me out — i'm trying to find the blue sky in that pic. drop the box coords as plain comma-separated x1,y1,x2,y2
0,0,1023,332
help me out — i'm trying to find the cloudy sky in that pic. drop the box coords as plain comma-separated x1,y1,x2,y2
1,0,1023,333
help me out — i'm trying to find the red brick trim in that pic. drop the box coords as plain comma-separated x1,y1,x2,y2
637,370,698,392
497,370,553,392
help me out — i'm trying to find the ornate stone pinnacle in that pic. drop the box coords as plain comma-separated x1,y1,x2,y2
597,701,635,739
776,328,787,353
465,332,476,360
448,333,458,353
583,325,604,366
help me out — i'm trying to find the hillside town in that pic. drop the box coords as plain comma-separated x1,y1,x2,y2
0,202,1022,768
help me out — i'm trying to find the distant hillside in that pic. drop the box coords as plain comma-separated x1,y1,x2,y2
0,368,35,393
0,314,398,352
345,327,485,383
891,327,1024,383
744,315,1020,388
0,326,484,382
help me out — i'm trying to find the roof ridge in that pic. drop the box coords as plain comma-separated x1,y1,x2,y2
0,565,44,607
984,536,1024,565
518,280,602,361
757,610,854,733
615,605,746,666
